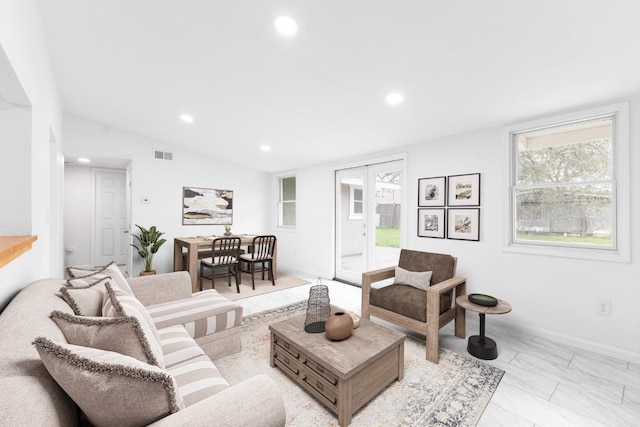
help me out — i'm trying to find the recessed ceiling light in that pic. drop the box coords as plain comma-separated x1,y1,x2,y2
78,157,90,163
274,16,298,36
260,144,272,152
385,92,404,106
180,114,194,123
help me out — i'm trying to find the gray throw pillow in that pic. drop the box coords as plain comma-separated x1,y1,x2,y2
33,337,183,427
50,310,162,367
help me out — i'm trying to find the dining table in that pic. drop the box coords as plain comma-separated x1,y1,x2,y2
173,235,277,293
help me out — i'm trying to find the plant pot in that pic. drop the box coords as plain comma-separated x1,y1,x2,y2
325,312,354,341
140,270,156,276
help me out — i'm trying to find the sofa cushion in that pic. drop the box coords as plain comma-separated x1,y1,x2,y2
67,261,133,295
33,337,183,427
50,310,162,367
158,325,207,368
146,290,242,340
60,277,112,316
393,266,432,290
158,326,230,406
103,283,164,369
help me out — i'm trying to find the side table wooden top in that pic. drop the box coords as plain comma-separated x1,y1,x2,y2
456,295,512,315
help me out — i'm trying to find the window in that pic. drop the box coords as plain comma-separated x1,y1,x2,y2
349,185,363,219
279,175,296,227
508,102,629,261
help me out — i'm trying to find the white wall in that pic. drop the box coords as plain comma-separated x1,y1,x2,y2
0,0,63,310
273,96,640,362
63,115,271,276
63,165,92,267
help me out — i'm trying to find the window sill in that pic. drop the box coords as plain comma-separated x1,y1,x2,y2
0,235,38,269
503,242,629,263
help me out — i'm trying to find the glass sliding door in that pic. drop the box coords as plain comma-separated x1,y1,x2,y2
335,160,403,284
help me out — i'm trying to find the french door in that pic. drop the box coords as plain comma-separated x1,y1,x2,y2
335,160,404,284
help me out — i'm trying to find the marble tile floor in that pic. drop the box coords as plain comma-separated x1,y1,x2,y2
235,275,639,427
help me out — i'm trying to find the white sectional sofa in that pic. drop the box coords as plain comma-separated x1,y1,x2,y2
0,268,285,426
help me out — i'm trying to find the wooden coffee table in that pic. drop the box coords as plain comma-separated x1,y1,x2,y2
269,313,405,426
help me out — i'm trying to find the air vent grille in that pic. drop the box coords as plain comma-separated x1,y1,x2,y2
153,149,174,160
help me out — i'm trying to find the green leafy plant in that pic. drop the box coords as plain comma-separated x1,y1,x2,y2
131,225,167,272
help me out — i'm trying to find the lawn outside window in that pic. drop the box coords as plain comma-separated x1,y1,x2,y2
506,102,630,262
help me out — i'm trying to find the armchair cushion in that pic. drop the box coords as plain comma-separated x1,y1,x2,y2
398,249,456,284
393,266,432,290
369,285,452,322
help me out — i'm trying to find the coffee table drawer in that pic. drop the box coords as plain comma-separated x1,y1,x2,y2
303,356,338,386
302,369,338,408
273,347,301,377
273,334,301,359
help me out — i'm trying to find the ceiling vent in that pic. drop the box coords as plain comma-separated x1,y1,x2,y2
153,149,174,161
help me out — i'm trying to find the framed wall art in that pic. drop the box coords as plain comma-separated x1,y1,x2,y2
417,208,446,238
418,176,446,207
447,208,480,241
447,173,480,206
182,187,233,225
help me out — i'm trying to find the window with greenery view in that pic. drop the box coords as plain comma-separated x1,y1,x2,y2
511,116,616,250
279,176,296,227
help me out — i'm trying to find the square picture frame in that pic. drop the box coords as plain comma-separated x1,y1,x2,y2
418,176,446,207
417,208,446,239
182,187,233,225
447,208,480,241
447,173,480,206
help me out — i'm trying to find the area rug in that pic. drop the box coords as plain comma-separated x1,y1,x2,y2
200,273,310,301
215,302,504,426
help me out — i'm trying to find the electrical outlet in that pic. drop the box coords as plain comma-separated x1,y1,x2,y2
597,300,612,317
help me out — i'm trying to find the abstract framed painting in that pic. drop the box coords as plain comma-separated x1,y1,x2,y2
418,176,446,207
182,187,233,225
447,208,480,241
417,208,446,238
447,173,480,206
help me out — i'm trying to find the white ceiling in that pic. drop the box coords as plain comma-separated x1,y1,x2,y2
37,0,640,173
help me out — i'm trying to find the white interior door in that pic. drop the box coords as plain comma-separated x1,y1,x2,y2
93,169,128,267
335,160,404,284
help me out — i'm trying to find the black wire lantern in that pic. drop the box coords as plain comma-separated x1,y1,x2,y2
304,279,331,333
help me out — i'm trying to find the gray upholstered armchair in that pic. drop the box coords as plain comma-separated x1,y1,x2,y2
361,249,467,364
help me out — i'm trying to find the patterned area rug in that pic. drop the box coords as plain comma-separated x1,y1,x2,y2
215,302,504,426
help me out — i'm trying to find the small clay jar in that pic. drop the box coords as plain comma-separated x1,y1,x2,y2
325,312,354,341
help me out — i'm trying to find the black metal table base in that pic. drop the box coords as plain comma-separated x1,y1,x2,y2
467,313,498,360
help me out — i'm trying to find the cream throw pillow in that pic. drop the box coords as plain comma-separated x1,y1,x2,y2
102,282,165,369
33,337,183,427
50,310,162,367
393,266,433,290
60,277,112,316
67,261,133,295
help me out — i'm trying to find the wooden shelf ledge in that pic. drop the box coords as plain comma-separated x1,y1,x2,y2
0,235,38,269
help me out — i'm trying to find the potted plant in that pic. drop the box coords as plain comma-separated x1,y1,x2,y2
131,224,166,275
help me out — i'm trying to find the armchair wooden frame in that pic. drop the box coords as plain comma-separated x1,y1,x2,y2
361,255,467,364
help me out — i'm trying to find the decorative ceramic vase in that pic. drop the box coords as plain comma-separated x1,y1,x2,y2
304,280,331,333
325,312,354,341
224,230,232,236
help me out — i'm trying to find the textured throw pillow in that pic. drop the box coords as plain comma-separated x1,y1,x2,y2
103,282,165,369
393,266,433,290
60,277,112,316
50,310,162,367
67,261,133,295
33,337,183,427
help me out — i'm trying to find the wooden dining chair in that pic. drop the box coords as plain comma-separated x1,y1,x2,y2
239,235,277,290
199,237,241,292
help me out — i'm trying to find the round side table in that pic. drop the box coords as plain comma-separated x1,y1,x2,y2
456,295,512,360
